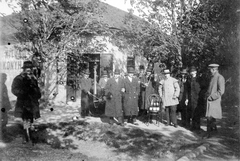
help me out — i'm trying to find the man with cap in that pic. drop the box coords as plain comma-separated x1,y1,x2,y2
205,64,225,137
185,66,201,129
79,69,93,118
104,68,125,125
177,69,188,127
159,69,180,127
11,60,41,143
123,67,140,125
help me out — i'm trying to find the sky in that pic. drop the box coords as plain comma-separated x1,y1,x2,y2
0,0,132,16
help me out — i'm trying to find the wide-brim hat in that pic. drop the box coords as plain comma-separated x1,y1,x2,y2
189,66,197,72
208,64,219,68
83,69,90,75
22,60,34,69
114,68,120,75
163,69,171,74
180,69,188,74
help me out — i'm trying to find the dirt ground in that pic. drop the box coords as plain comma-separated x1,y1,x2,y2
0,102,239,161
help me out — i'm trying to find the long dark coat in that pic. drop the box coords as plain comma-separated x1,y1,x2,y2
206,72,225,119
11,73,41,120
123,77,140,116
139,75,155,110
104,77,124,117
186,77,200,117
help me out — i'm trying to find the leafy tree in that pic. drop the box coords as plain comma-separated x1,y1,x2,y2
5,0,112,104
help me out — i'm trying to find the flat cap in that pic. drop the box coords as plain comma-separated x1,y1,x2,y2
208,64,219,68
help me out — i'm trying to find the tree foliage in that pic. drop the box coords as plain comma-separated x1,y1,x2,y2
178,0,239,70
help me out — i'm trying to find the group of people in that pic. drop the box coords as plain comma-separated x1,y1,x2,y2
79,63,225,138
0,60,225,144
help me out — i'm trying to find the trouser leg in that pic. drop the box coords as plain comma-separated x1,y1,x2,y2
170,105,177,125
165,107,170,125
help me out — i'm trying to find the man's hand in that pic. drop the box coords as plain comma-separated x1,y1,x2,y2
87,91,91,95
121,88,125,92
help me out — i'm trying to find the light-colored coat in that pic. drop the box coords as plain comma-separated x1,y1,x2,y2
159,77,180,107
206,72,225,119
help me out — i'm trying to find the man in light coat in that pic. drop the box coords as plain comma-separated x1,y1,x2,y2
205,64,225,137
159,69,180,127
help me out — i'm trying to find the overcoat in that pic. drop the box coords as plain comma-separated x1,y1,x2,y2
139,75,156,110
159,77,180,107
11,73,41,120
186,77,200,117
79,77,93,111
104,77,124,117
206,72,225,119
123,77,140,116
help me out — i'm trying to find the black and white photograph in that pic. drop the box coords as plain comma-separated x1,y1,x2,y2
0,0,239,160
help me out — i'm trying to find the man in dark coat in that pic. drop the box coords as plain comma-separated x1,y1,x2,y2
139,66,156,117
11,61,41,143
186,66,200,128
79,69,93,118
104,69,125,125
177,69,188,127
123,67,140,125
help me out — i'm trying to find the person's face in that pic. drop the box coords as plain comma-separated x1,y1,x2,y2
209,68,216,75
24,68,32,75
190,71,197,77
165,73,170,78
181,74,187,82
84,74,89,79
128,73,134,78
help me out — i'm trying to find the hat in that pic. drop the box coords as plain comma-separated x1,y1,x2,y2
114,68,120,75
22,61,34,69
163,69,171,74
139,65,145,70
180,69,188,74
208,64,219,68
102,70,108,76
83,69,90,75
127,67,135,74
189,66,197,72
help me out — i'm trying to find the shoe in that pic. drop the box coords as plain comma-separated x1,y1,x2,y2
174,124,178,128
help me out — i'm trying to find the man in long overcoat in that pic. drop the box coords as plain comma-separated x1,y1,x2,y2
186,66,201,129
104,69,125,125
205,64,225,137
123,67,140,124
11,61,41,143
177,69,188,127
159,69,180,127
79,69,93,118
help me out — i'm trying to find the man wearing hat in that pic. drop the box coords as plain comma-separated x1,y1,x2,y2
186,66,201,129
11,60,41,143
205,64,225,137
104,68,125,125
79,69,93,118
177,69,188,127
138,65,156,118
123,67,140,125
159,69,180,127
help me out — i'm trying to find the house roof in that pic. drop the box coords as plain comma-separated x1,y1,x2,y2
0,1,130,45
